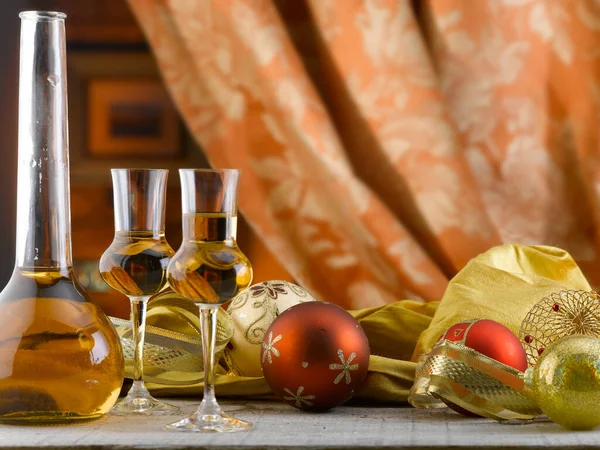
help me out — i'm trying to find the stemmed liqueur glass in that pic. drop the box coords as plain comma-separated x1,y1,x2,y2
166,169,253,432
99,169,179,415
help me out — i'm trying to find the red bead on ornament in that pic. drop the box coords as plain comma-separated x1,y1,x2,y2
260,302,369,411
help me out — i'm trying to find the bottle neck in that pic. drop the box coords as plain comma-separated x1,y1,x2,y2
15,14,72,270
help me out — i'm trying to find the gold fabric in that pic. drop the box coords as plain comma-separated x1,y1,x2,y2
111,290,233,386
144,299,437,403
413,244,591,360
126,244,590,403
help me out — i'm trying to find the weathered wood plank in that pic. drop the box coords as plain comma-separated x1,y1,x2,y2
0,400,597,449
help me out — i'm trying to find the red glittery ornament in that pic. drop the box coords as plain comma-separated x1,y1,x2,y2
260,302,369,411
439,319,527,416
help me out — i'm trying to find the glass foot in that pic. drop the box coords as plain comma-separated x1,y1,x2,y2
167,411,253,433
111,382,179,416
111,395,180,416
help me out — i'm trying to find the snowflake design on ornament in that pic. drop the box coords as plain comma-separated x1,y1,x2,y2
329,349,359,385
283,386,315,408
261,331,282,364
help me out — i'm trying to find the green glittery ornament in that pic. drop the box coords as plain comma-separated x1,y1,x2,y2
531,335,600,430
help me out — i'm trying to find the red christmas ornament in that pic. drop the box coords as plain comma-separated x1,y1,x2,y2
439,319,527,416
441,319,527,371
261,302,369,411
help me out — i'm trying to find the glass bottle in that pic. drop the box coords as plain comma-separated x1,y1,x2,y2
0,11,124,423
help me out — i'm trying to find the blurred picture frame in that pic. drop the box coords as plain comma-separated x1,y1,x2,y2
68,52,206,185
87,77,181,158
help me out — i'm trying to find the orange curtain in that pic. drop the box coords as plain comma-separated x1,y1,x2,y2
127,0,600,309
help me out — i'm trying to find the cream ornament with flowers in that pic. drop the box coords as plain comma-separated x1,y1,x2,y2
223,280,317,376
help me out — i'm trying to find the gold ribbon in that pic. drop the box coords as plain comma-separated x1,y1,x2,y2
110,289,234,385
409,340,541,420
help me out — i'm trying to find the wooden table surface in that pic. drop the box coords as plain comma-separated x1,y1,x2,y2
0,400,598,449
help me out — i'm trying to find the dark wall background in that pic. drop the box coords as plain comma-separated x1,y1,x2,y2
0,1,25,289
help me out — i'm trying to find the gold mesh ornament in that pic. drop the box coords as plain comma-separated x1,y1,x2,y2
519,290,600,367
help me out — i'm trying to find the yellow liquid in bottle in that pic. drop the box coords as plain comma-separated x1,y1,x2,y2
0,268,124,423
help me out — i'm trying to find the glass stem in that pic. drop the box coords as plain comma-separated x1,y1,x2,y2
198,306,222,416
130,296,150,391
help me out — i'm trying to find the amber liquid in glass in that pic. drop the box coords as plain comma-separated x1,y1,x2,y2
167,213,252,304
99,231,174,297
0,268,123,422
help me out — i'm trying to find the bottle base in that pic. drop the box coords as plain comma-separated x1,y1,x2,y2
0,411,104,424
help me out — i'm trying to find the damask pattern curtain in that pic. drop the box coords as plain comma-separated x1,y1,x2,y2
127,0,600,309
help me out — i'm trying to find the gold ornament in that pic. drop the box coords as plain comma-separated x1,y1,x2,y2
530,335,600,430
519,290,600,367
